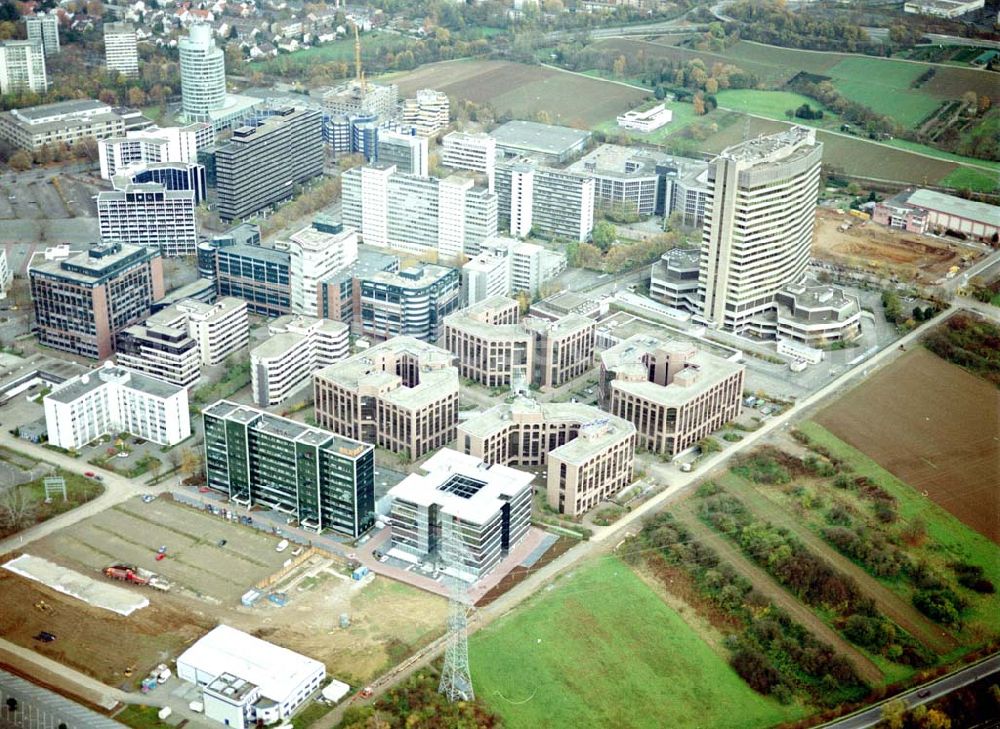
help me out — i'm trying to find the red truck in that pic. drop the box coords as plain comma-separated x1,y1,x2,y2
103,564,171,591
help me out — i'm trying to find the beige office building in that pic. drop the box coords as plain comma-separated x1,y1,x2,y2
600,335,744,456
314,337,459,460
458,398,636,517
442,296,532,389
525,313,595,389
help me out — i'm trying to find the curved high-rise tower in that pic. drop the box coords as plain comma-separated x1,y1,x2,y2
179,24,226,122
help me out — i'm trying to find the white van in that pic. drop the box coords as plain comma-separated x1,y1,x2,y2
275,539,290,553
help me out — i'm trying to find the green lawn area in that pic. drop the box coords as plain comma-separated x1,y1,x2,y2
470,558,806,729
594,100,705,141
826,58,940,128
114,705,171,729
252,32,411,72
882,138,1000,171
938,166,1000,192
715,89,835,123
798,422,1000,635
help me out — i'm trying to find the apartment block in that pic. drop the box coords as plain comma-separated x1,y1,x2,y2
214,107,324,221
278,221,358,317
443,296,532,389
524,313,595,389
599,335,744,456
44,362,190,450
104,22,139,77
0,40,47,95
153,297,250,366
441,131,496,191
97,184,198,257
99,122,212,179
458,398,636,517
400,89,449,137
356,264,460,343
0,100,127,152
377,131,428,176
313,337,459,460
203,400,374,537
115,321,201,389
495,160,595,242
29,242,165,359
25,13,60,56
387,449,533,580
250,315,349,407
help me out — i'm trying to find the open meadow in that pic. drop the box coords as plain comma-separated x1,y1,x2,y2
469,558,805,729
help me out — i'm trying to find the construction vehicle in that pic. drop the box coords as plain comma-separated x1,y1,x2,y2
103,564,172,591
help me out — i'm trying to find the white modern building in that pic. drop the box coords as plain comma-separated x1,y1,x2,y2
278,222,359,317
479,237,566,297
904,0,984,17
103,22,138,77
97,184,198,257
386,449,534,580
441,131,496,192
496,160,595,242
0,99,124,152
154,297,250,366
617,103,672,132
179,24,227,122
400,89,449,137
0,40,47,95
377,131,428,177
25,12,60,56
115,321,201,389
461,248,511,306
43,362,191,450
177,624,326,729
99,123,213,180
250,315,349,407
0,249,10,300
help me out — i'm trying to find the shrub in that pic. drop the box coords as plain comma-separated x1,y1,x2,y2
843,614,895,650
912,589,963,625
730,647,782,694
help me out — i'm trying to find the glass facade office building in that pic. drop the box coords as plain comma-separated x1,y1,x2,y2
203,401,375,537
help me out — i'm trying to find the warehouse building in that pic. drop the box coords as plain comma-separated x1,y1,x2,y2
203,401,374,536
489,120,591,165
873,188,999,241
386,449,533,580
176,624,326,729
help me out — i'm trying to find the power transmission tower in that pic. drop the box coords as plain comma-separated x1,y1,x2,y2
438,517,475,702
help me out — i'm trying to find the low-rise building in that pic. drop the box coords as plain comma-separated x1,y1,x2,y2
443,296,532,389
153,297,250,366
490,120,591,165
482,238,567,297
873,188,999,241
458,398,636,517
213,243,292,317
44,362,191,450
316,249,400,327
386,449,533,580
314,337,459,460
600,335,744,456
203,401,374,536
524,313,596,389
250,315,349,407
0,99,125,151
617,103,672,132
903,0,983,18
649,247,701,312
773,279,862,346
115,320,201,388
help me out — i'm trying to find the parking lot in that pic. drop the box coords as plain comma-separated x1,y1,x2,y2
30,496,292,603
0,168,104,248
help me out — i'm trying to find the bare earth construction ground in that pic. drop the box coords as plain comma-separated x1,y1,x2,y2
817,347,1000,543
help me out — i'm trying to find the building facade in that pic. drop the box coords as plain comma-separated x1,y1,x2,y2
0,100,125,151
600,335,744,456
441,131,496,192
44,362,190,450
774,279,862,346
496,160,595,242
356,264,460,343
203,400,375,536
179,24,227,122
443,296,532,388
524,313,595,389
104,22,139,77
649,248,701,312
400,89,449,137
377,131,428,177
99,122,212,179
0,41,47,95
153,297,250,366
313,337,459,460
25,13,60,56
458,398,636,517
213,244,292,317
250,315,349,407
115,321,201,389
280,221,358,317
97,184,198,257
29,242,165,359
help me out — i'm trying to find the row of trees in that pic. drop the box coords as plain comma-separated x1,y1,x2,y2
566,229,683,275
725,0,882,55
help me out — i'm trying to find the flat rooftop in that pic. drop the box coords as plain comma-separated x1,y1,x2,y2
566,143,672,178
904,188,999,226
9,99,110,122
523,312,595,337
490,120,591,157
595,312,741,361
47,363,182,404
204,400,370,455
721,125,816,165
327,247,399,287
29,242,152,284
388,449,533,525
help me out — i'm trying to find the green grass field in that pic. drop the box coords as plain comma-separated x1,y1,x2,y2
939,166,1000,192
715,89,835,123
470,558,805,729
798,422,1000,634
824,58,939,127
882,138,1000,171
594,100,705,142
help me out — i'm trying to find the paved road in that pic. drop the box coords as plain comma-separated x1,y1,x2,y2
0,668,123,729
0,640,128,711
823,653,1000,729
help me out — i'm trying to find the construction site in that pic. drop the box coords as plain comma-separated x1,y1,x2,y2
811,207,983,284
0,495,447,695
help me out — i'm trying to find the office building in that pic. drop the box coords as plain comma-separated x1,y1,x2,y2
29,242,165,359
387,449,533,580
213,244,291,317
115,320,201,389
496,160,595,242
0,99,124,151
99,122,212,179
774,279,862,346
177,625,326,729
323,80,398,120
665,160,711,227
153,297,250,366
443,296,532,388
203,401,375,536
97,184,198,257
44,362,191,450
0,40,47,95
441,131,496,191
214,107,324,221
250,315,349,407
114,161,208,205
278,221,358,317
25,13,60,56
699,126,823,334
599,335,745,456
649,247,701,312
342,164,497,258
481,237,567,297
400,89,449,137
458,398,636,516
617,103,672,132
356,264,460,343
314,337,459,460
490,120,590,165
567,144,675,217
316,249,400,327
377,131,428,177
524,313,595,389
461,249,511,307
104,22,139,77
179,24,226,122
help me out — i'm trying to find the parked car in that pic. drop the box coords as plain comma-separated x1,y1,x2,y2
917,689,931,698
141,494,155,503
217,539,227,547
34,631,56,643
275,539,289,553
84,471,96,478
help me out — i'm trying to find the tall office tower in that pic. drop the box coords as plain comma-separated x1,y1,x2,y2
0,41,47,94
441,132,496,192
25,12,59,56
400,89,449,137
214,107,324,221
495,161,595,242
179,24,226,122
698,126,823,333
97,183,199,257
104,22,139,78
280,221,359,317
377,131,428,177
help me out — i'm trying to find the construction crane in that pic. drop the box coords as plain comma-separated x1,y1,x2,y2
353,23,367,92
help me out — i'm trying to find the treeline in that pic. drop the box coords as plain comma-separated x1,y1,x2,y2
790,77,898,137
924,313,1000,388
725,0,881,55
567,232,682,275
634,509,867,706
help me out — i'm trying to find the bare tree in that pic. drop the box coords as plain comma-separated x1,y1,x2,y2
0,486,39,532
